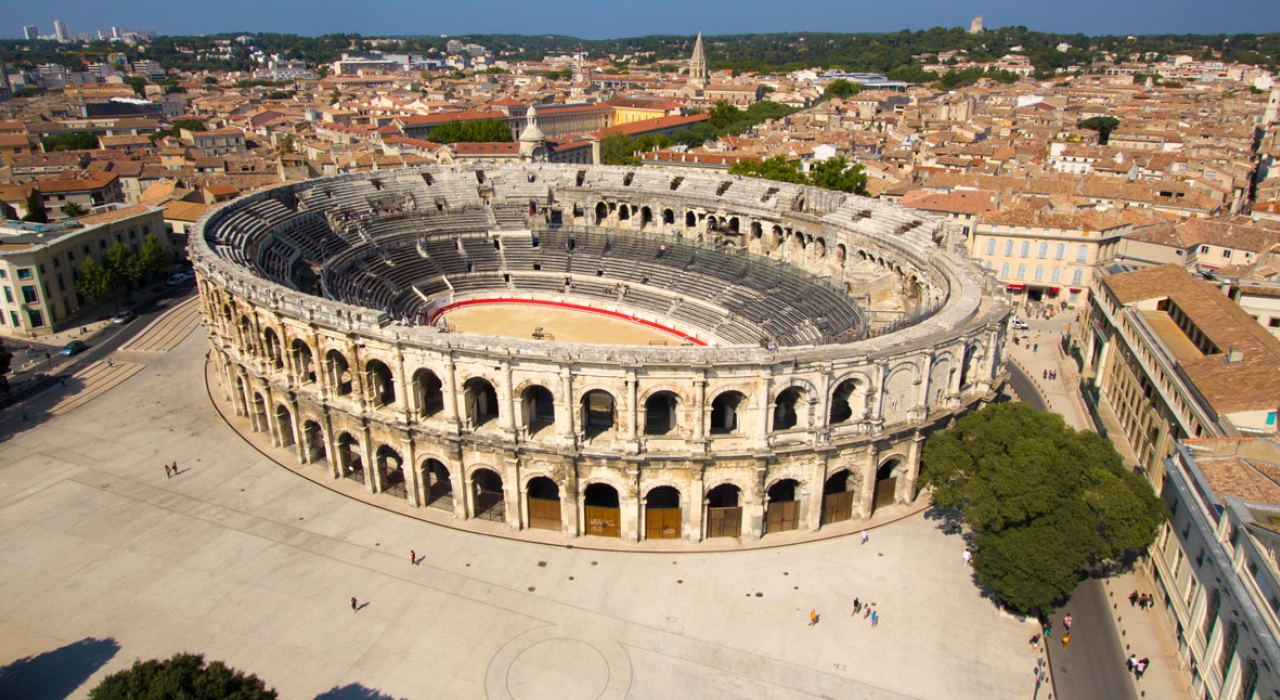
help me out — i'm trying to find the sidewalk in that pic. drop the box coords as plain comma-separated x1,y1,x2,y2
1006,309,1191,700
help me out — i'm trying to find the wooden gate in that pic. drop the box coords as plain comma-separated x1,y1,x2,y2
584,505,621,537
527,497,561,531
475,490,505,521
821,491,855,525
645,507,682,539
707,506,742,538
873,478,897,511
766,500,800,533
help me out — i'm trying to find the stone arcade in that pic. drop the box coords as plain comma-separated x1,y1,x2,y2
192,164,1008,544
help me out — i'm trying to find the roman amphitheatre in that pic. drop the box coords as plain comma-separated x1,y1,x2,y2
193,163,1008,545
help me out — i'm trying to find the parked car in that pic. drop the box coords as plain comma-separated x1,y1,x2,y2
1010,317,1029,330
165,272,193,286
60,340,87,356
112,310,135,325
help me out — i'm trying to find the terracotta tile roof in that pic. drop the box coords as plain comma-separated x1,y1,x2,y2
1192,452,1280,506
77,204,158,225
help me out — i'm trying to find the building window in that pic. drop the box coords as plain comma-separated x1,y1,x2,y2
1055,243,1065,260
1034,266,1044,281
2,287,10,303
1270,319,1280,329
1020,241,1030,258
1004,240,1014,256
1038,243,1048,259
25,309,43,328
1218,622,1238,679
1016,265,1026,280
1072,269,1084,285
1223,250,1231,259
1269,412,1277,427
0,270,6,279
986,239,996,255
1203,588,1220,641
20,286,37,303
7,311,17,327
1000,263,1010,278
1051,267,1062,283
17,268,32,280
1200,245,1210,254
1076,245,1088,262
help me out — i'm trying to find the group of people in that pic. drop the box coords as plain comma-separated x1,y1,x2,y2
807,597,881,629
1126,654,1152,680
1032,614,1074,649
1128,590,1156,610
1042,369,1059,380
163,461,180,479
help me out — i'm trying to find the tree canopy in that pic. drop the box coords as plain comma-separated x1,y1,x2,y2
427,119,512,143
600,132,673,166
730,154,868,195
41,131,99,152
22,188,47,223
170,119,207,137
823,79,863,99
921,402,1165,616
1078,116,1121,145
88,652,277,700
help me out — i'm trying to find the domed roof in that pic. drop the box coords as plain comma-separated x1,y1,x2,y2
519,105,546,144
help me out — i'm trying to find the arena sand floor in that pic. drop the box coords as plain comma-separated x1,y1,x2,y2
0,321,1037,699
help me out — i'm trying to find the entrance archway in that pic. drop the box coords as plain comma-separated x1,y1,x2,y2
292,340,316,383
705,484,743,538
644,391,679,435
302,419,326,465
326,350,352,395
829,378,865,424
581,390,615,439
710,391,746,435
251,392,267,432
526,476,561,531
337,433,364,483
766,479,801,534
275,404,295,448
773,387,804,431
522,385,555,435
366,360,395,408
413,369,444,418
376,445,405,499
644,486,682,540
422,459,452,509
874,459,901,513
464,377,499,428
594,202,607,225
821,470,855,525
472,468,505,521
583,483,621,537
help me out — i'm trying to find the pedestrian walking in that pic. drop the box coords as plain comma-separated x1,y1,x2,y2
351,597,358,612
106,358,113,367
1127,654,1138,673
410,550,416,565
871,611,879,627
1033,343,1038,352
165,465,172,479
860,530,869,545
1061,633,1070,649
809,609,818,626
864,605,872,619
852,597,861,616
171,461,178,475
1029,634,1040,650
1043,370,1048,379
21,410,28,422
1135,659,1148,680
963,549,972,565
1129,590,1139,607
1063,614,1073,631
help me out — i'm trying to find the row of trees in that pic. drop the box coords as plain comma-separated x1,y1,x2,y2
75,236,172,310
729,155,869,195
426,119,512,143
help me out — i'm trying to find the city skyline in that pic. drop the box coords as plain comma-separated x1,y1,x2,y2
4,0,1280,41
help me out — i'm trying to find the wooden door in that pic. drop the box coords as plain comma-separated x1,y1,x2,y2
645,507,682,540
527,497,561,531
873,478,897,511
821,491,855,525
766,500,800,533
707,506,742,538
584,505,620,537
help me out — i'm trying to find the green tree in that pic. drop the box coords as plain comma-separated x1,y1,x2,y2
600,132,637,166
706,100,743,131
89,652,277,700
1077,116,1121,145
60,201,88,218
729,155,808,185
809,156,868,195
137,234,172,281
921,402,1166,617
41,132,100,152
22,188,47,223
823,78,863,99
170,119,207,137
105,242,142,288
279,134,295,154
128,75,147,97
427,119,512,143
74,258,115,308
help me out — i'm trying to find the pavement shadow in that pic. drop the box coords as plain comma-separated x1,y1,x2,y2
313,683,405,700
0,374,86,442
0,636,121,699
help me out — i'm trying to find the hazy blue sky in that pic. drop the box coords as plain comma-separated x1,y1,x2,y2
6,0,1279,39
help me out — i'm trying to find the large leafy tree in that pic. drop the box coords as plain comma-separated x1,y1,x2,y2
921,401,1166,616
22,188,47,223
75,258,116,307
89,652,277,699
61,201,88,218
730,155,809,185
809,156,868,195
427,119,512,143
137,234,172,281
1078,116,1121,145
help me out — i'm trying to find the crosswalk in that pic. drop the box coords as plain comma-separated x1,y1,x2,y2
48,361,147,416
119,297,203,353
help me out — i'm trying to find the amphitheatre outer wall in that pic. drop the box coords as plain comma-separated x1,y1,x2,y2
191,163,1009,545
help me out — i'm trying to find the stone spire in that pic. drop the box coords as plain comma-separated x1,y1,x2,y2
518,105,547,161
689,32,708,91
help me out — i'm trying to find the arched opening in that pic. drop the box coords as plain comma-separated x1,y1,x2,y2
292,340,316,383
685,211,696,228
526,476,561,531
662,209,675,225
262,328,283,369
728,217,740,234
644,486,682,540
463,377,499,428
705,484,743,538
239,316,255,354
365,359,395,407
874,459,901,513
750,221,763,238
251,392,267,432
583,483,621,537
644,391,679,435
471,468,505,521
581,389,615,439
766,479,801,534
836,244,847,264
617,204,630,221
821,470,855,525
710,391,746,435
302,419,325,465
640,206,653,229
773,387,804,431
413,369,444,418
275,404,295,448
422,459,452,509
521,385,555,435
326,350,352,395
376,445,406,499
829,379,864,424
594,202,608,225
337,433,364,483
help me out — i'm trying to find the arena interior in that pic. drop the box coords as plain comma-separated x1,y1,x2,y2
192,163,1009,544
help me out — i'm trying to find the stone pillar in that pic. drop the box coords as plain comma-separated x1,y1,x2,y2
563,463,580,537
692,374,706,441
322,414,341,480
557,369,576,449
903,432,925,504
443,356,460,432
499,361,516,438
359,425,377,494
689,471,706,542
503,457,521,530
394,347,411,423
747,466,765,540
450,453,467,520
857,444,879,519
402,437,420,507
290,401,308,465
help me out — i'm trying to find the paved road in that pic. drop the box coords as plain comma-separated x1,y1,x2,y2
1045,543,1140,699
1006,362,1046,411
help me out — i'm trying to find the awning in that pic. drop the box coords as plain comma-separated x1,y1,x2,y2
1048,287,1061,294
1069,287,1082,293
1006,284,1026,292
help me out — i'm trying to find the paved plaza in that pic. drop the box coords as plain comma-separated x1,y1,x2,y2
0,318,1036,699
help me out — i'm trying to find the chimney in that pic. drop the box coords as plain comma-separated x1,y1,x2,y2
1226,347,1244,364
